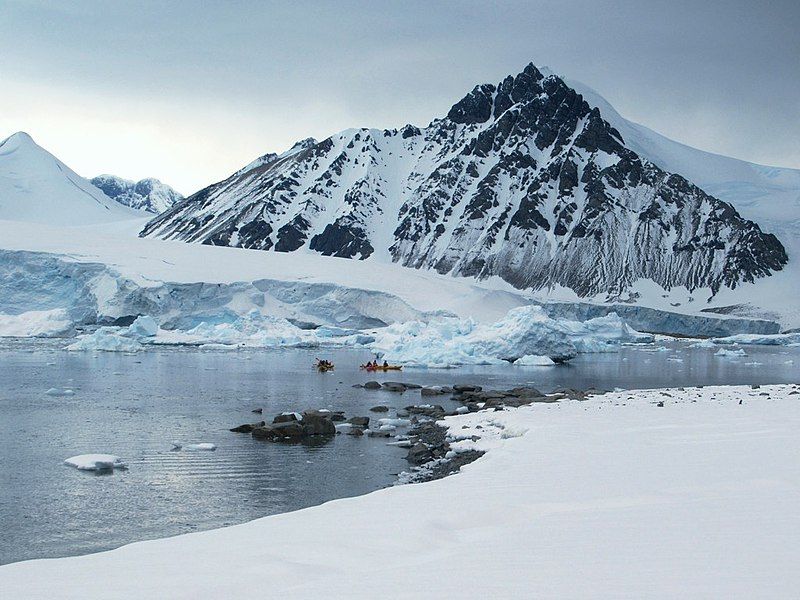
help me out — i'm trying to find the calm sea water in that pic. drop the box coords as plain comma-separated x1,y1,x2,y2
1,339,797,565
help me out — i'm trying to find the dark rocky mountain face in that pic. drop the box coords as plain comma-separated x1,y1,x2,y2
140,63,787,298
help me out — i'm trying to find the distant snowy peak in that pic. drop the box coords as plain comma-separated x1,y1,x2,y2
141,63,788,299
0,131,144,225
91,174,183,214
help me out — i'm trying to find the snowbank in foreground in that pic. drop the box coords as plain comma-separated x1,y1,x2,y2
370,306,652,367
2,384,798,599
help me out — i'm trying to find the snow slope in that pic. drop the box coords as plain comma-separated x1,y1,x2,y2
0,132,144,225
2,384,797,598
561,74,800,326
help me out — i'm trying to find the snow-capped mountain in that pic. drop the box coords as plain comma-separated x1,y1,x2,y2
91,174,183,214
141,64,788,299
0,132,144,225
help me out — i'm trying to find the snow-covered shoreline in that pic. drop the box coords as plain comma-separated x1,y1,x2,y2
2,383,798,599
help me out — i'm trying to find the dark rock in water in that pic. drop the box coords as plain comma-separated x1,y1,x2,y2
403,383,423,389
330,411,347,422
251,408,263,414
352,384,364,388
230,421,265,433
300,410,337,436
370,405,390,412
406,404,446,419
252,421,305,440
364,381,381,390
345,427,364,436
453,384,482,393
406,442,434,465
421,386,446,396
656,401,665,407
507,386,544,398
273,412,299,424
382,382,407,392
347,416,370,429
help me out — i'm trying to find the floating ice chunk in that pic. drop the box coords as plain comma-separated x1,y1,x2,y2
65,454,127,471
67,327,144,352
46,388,75,397
455,406,469,414
127,315,159,337
171,442,216,451
387,439,413,448
514,354,556,366
689,339,716,348
0,309,72,337
715,348,747,357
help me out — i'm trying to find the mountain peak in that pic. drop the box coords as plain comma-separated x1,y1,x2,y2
0,131,37,153
141,63,788,298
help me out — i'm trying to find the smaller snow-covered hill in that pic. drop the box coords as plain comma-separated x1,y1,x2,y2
91,174,183,214
0,132,145,225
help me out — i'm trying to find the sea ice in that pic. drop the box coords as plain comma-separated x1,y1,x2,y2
715,348,747,357
514,354,556,366
45,388,75,397
64,454,127,471
171,442,217,451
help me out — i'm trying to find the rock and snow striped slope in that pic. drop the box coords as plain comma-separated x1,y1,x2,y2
1,384,798,598
141,63,788,300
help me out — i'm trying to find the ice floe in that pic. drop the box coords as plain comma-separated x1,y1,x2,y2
715,348,747,357
514,354,556,366
64,454,127,471
171,442,217,451
0,308,72,337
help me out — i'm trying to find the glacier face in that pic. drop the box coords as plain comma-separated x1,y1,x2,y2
140,63,787,298
91,175,183,214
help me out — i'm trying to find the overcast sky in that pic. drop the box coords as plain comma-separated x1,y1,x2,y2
1,0,798,194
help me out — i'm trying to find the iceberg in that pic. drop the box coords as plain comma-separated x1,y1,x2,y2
127,315,159,337
715,348,747,357
370,306,651,367
514,355,556,366
171,442,216,451
0,309,72,337
64,454,128,471
67,327,144,352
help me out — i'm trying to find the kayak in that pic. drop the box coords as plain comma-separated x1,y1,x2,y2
361,365,403,372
